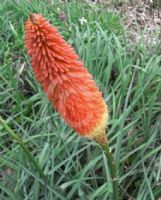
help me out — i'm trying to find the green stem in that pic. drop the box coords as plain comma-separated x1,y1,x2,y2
101,143,119,200
0,116,46,179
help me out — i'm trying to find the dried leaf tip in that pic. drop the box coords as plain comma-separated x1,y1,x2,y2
29,13,40,24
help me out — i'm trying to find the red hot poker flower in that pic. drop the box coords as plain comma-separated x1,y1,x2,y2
25,14,108,143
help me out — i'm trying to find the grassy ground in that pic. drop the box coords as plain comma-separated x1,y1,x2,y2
0,0,161,199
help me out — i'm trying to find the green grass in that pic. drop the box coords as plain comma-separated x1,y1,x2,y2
0,0,161,199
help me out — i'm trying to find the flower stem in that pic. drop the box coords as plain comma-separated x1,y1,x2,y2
0,116,46,179
101,143,119,200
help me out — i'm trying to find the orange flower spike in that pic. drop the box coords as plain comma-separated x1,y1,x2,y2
25,14,108,144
